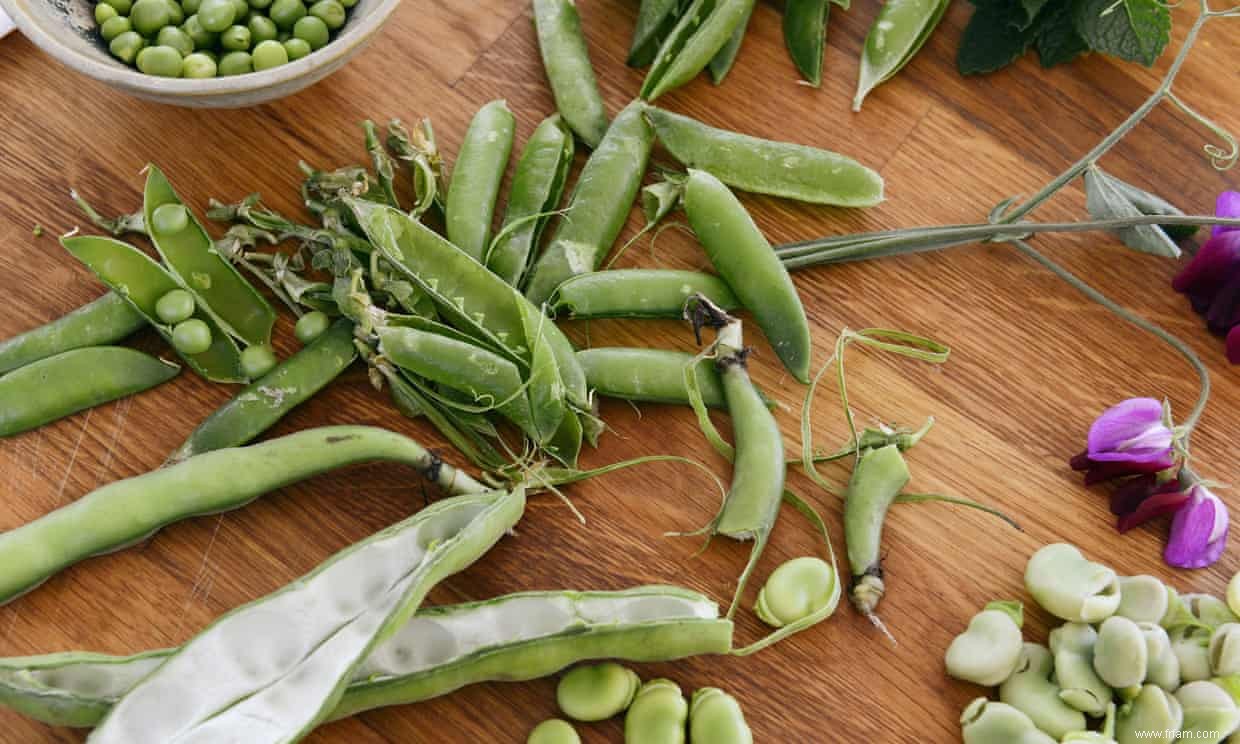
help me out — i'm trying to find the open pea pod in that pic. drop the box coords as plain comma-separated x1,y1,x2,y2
61,235,245,383
705,3,752,84
629,0,684,67
88,488,525,743
853,0,950,111
143,165,276,347
783,0,831,87
640,0,757,101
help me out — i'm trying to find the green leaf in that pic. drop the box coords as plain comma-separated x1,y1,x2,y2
1072,0,1170,66
957,1,1038,75
1035,2,1090,67
1083,165,1181,258
1015,0,1053,28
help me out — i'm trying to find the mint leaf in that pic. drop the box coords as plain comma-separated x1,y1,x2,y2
958,1,1038,75
1072,0,1170,66
1016,0,1053,28
1036,2,1090,66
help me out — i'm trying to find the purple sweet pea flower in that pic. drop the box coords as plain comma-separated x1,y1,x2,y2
1173,193,1240,363
1214,190,1240,237
1070,398,1177,482
1165,484,1229,569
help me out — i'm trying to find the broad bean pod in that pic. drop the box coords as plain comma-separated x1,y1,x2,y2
853,0,950,111
550,269,739,319
0,426,485,604
532,0,608,147
524,101,654,306
644,106,884,207
689,687,752,744
169,317,358,461
1116,685,1182,744
577,347,728,409
639,0,756,101
1025,543,1121,623
89,487,525,743
945,601,1024,686
0,348,178,437
0,294,145,376
959,698,1057,744
625,678,688,744
445,100,515,262
998,643,1087,739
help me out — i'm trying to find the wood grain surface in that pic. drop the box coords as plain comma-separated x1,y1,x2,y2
1,1,1239,741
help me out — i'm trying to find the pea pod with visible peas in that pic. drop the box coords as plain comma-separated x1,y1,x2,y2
550,269,739,319
644,106,884,207
625,678,687,743
0,294,146,376
0,426,485,605
445,100,515,262
532,0,608,147
487,114,574,287
524,101,655,306
62,235,245,382
143,165,276,347
639,0,756,101
689,687,752,744
853,0,950,111
0,348,179,438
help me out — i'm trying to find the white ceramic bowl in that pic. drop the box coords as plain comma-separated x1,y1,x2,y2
0,0,399,107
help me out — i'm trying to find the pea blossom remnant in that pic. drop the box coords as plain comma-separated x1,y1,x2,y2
1172,191,1240,363
1071,398,1228,569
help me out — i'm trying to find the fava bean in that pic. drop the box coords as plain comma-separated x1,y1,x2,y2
577,347,728,409
1185,594,1240,628
220,24,251,51
689,688,752,744
1211,623,1240,676
0,294,145,376
755,556,838,628
309,0,345,28
248,14,278,42
182,52,218,77
95,3,118,24
1175,681,1240,743
843,443,910,621
1172,626,1214,683
1025,543,1121,623
529,719,580,744
445,99,515,262
551,269,739,320
1116,685,1182,744
0,348,178,438
269,0,306,28
640,0,756,101
946,601,1024,686
1141,622,1181,691
625,678,687,744
182,15,218,48
998,643,1087,739
283,36,311,59
1049,622,1112,716
557,663,641,722
218,48,253,75
853,0,950,110
1229,573,1240,618
237,344,277,379
198,0,236,31
1094,615,1148,691
533,0,608,147
959,698,1057,744
136,45,185,77
1118,575,1170,624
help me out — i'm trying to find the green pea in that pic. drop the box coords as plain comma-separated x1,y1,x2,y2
100,0,133,14
239,345,278,379
181,0,200,14
527,719,580,744
229,0,249,19
276,30,290,41
155,289,196,324
337,0,356,8
129,0,171,36
182,15,218,48
307,0,344,29
94,3,119,25
252,39,289,69
282,36,310,59
165,0,185,26
293,310,330,344
156,26,194,56
625,679,687,744
109,31,147,63
247,14,277,42
249,0,273,8
219,24,251,50
556,663,640,722
99,15,132,42
151,204,190,235
689,688,752,744
197,0,236,32
217,50,252,74
269,0,306,29
292,14,327,48
171,319,213,355
181,51,218,77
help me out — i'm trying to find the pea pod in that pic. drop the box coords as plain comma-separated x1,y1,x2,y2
783,0,830,86
853,0,950,111
525,101,655,306
844,444,910,620
0,348,178,437
577,347,728,409
998,644,1088,739
89,487,525,743
1025,543,1121,623
640,0,756,101
143,165,276,347
551,270,739,319
533,0,609,147
684,169,812,382
445,100,516,261
625,678,688,743
488,115,574,286
0,426,484,605
62,235,245,382
1116,685,1182,744
959,698,1057,744
628,0,682,67
945,601,1024,686
689,688,752,744
705,4,751,84
0,294,146,376
644,106,884,207
169,318,358,462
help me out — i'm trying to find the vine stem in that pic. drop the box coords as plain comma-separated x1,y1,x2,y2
1011,239,1210,441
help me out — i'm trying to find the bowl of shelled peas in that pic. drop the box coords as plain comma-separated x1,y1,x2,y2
0,0,397,106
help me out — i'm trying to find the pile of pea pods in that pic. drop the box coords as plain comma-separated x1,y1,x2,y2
947,542,1240,744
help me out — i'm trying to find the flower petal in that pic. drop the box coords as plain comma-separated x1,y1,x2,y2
1206,272,1240,336
1085,457,1177,485
1087,398,1175,463
1173,232,1240,298
1117,489,1190,533
1228,326,1240,365
1165,488,1229,569
1215,190,1240,236
1110,475,1183,516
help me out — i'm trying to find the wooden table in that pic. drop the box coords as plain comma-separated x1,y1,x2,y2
1,2,1238,741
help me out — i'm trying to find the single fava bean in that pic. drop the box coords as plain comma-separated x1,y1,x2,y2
998,643,1087,739
556,663,640,722
1118,575,1170,624
1025,543,1121,623
1116,685,1183,744
959,698,1057,744
1175,680,1240,743
1171,626,1214,683
1184,594,1240,629
754,556,837,628
1228,573,1240,619
689,688,752,744
528,719,580,744
625,678,687,744
1093,615,1148,691
1140,622,1181,691
945,601,1024,686
1060,703,1118,744
1049,623,1113,717
1210,623,1240,676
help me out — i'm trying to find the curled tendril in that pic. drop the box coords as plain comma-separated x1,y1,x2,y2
1167,91,1240,170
